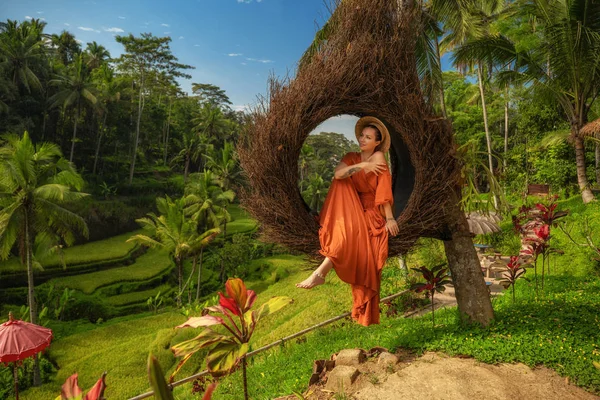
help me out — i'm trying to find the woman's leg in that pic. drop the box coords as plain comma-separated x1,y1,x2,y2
295,257,334,289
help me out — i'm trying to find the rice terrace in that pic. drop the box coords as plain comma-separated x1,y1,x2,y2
1,0,600,399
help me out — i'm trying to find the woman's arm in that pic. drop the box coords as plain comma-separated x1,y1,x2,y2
334,153,387,180
383,202,399,236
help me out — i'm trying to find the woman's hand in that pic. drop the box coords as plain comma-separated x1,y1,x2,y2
362,161,387,176
386,218,399,236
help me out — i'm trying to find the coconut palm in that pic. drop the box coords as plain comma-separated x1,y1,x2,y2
303,173,328,212
91,63,123,174
0,19,47,93
0,132,88,325
127,195,219,307
206,140,243,191
452,0,600,203
192,102,230,145
84,41,110,70
185,170,235,283
49,54,97,162
50,30,81,66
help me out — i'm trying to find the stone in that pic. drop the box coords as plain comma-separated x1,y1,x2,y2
335,348,366,366
378,352,399,365
325,366,360,392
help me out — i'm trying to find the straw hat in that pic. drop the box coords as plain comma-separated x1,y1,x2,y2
355,116,391,153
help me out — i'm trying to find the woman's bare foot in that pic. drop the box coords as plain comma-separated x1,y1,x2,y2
296,271,325,289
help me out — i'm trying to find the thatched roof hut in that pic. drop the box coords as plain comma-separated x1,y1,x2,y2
580,118,600,137
237,0,462,258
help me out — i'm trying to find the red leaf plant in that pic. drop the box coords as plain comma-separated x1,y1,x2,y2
500,256,527,303
410,264,452,329
58,372,107,400
521,223,552,292
171,278,291,400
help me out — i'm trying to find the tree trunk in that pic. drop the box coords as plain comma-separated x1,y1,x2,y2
176,257,182,307
69,102,80,162
477,66,498,209
573,132,595,203
434,34,447,118
93,113,107,175
129,79,145,185
163,98,172,165
184,155,190,184
24,210,41,386
196,247,204,301
595,142,600,186
442,201,494,326
504,86,509,172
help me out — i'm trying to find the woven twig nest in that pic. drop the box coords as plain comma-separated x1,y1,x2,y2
238,0,462,257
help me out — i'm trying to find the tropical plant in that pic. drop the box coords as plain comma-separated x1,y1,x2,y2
114,33,193,184
0,19,47,93
84,41,110,70
49,54,98,162
185,171,235,284
500,255,527,303
147,290,164,314
451,0,600,203
171,278,292,400
148,354,216,400
206,141,242,191
0,132,88,327
127,195,220,306
411,263,452,328
56,372,106,400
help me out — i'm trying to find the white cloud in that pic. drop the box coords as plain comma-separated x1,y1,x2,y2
36,11,44,14
75,39,83,44
161,23,170,27
64,23,70,26
118,16,126,19
40,18,46,21
241,62,247,65
228,53,243,57
25,16,32,20
193,44,200,47
233,104,250,112
78,26,100,33
237,0,252,3
103,27,124,33
164,31,171,34
246,57,273,63
179,36,184,39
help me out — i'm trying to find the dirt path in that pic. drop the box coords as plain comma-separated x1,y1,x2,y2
353,352,598,400
289,351,599,400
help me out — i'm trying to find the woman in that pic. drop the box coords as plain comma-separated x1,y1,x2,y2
296,116,398,326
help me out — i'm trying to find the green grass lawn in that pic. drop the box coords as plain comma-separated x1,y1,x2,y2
15,196,600,400
106,283,174,307
49,248,172,294
0,229,143,274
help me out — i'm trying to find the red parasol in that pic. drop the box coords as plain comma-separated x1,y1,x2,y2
0,312,53,399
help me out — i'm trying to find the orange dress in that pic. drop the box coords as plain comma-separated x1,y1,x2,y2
318,152,393,326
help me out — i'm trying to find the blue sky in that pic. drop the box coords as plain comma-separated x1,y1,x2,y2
1,0,454,140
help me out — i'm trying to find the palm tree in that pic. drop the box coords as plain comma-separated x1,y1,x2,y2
192,102,230,146
127,195,219,307
452,0,600,203
84,41,110,70
206,141,243,191
49,54,97,162
50,30,81,66
171,130,209,184
303,173,328,212
0,19,47,93
91,63,123,174
185,170,235,283
0,132,87,389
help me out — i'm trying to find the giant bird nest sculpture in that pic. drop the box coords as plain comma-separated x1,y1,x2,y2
238,0,462,258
